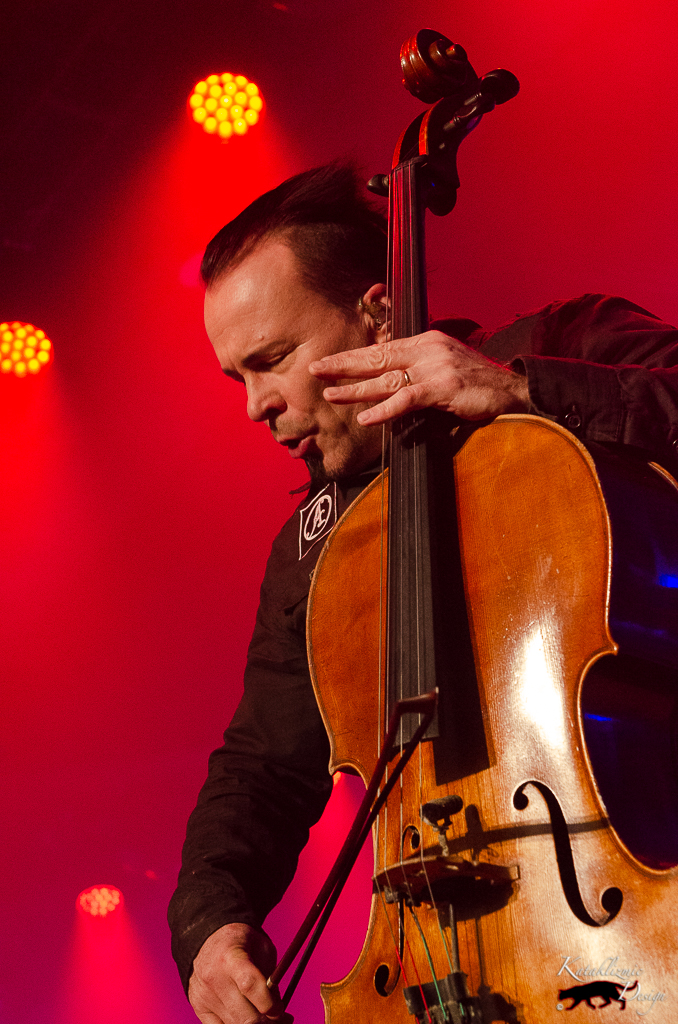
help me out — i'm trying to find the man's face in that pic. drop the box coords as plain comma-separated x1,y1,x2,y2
204,238,384,481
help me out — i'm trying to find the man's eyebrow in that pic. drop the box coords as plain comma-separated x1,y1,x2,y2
241,339,288,369
224,339,291,380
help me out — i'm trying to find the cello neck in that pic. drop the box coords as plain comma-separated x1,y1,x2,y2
388,156,429,339
382,35,520,748
386,157,440,744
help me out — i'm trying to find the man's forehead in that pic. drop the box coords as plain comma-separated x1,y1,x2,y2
205,241,303,326
204,240,321,380
205,268,258,326
211,238,300,291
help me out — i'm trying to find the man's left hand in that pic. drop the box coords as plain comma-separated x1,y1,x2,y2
309,330,529,425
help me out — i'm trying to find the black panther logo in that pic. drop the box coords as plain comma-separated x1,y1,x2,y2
558,979,639,1010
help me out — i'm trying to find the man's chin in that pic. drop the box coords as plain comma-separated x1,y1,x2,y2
304,454,332,486
304,448,379,486
302,424,384,485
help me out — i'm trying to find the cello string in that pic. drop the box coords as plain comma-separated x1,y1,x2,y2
398,167,408,932
399,819,423,927
398,769,404,897
381,767,389,886
375,426,387,928
384,167,398,885
378,421,386,761
417,743,455,975
401,160,449,1006
408,904,449,1021
397,797,449,1011
377,169,394,890
375,885,411,989
377,785,411,995
407,160,422,705
403,928,435,1024
379,887,443,1024
384,164,393,759
398,165,405,747
404,157,454,985
375,169,415,992
380,164,441,1019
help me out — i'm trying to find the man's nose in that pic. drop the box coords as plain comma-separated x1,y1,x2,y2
246,379,286,422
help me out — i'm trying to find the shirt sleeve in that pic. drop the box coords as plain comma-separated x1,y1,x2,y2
508,295,678,467
168,519,333,994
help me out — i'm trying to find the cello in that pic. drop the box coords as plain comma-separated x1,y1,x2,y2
276,29,678,1023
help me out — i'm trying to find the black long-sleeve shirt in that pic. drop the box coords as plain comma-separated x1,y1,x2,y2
169,294,678,992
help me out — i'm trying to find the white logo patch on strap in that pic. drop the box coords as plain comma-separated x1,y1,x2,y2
298,483,337,560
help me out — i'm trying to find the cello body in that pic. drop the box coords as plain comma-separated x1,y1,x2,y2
307,415,678,1022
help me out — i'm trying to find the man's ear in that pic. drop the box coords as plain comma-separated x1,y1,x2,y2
359,283,389,343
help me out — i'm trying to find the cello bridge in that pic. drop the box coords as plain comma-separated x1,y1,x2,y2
375,853,519,907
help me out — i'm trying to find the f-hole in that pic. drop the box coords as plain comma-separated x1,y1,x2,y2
514,781,623,926
374,963,390,997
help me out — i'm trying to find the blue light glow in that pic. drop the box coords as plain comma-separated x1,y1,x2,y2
659,574,678,588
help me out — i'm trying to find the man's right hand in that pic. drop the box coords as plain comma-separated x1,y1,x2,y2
188,922,293,1024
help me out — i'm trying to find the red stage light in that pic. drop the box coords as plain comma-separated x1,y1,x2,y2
0,321,53,377
77,885,123,918
189,73,264,140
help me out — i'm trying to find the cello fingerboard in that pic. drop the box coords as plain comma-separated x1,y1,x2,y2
386,158,440,744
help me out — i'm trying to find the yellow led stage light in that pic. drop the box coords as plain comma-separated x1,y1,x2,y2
189,73,263,139
0,322,53,377
77,885,123,918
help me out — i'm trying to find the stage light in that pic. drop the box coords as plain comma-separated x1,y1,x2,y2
77,885,123,918
0,322,53,377
189,73,263,139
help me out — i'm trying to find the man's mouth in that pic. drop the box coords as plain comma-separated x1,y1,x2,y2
278,435,319,460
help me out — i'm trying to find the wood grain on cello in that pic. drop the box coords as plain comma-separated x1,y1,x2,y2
308,416,678,1022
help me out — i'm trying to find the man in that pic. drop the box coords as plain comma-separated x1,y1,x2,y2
168,163,678,1024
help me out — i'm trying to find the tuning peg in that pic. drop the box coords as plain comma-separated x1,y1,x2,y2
366,174,389,197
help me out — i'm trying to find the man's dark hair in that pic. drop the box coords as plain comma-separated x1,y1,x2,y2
200,163,387,313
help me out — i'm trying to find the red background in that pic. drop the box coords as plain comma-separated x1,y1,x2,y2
1,0,677,1020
